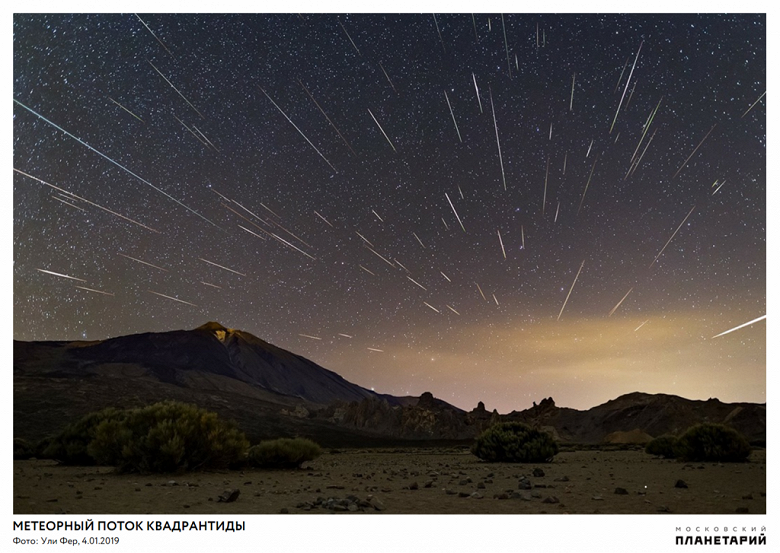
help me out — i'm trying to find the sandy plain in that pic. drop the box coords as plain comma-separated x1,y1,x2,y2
14,447,766,515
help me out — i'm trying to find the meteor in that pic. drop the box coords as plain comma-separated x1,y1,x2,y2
475,282,487,301
338,333,353,338
118,253,168,272
36,268,86,282
608,287,633,317
413,232,426,249
489,87,507,190
423,301,440,313
199,257,247,276
610,41,643,133
200,281,222,289
557,260,585,321
445,192,466,232
372,209,384,222
260,87,337,171
570,73,575,111
314,210,335,227
367,347,384,352
364,245,395,268
497,229,506,259
501,14,511,77
356,231,374,247
542,156,549,216
75,285,114,296
13,101,217,228
135,13,173,56
52,196,84,211
378,63,398,95
446,304,460,315
472,73,483,113
359,264,376,276
672,125,717,179
432,14,445,52
440,271,451,282
634,319,649,332
299,334,322,340
577,153,600,214
367,108,397,152
444,90,463,142
406,275,428,291
148,290,197,307
712,315,766,339
338,19,360,55
147,60,204,118
740,91,766,118
108,97,144,123
299,79,357,156
649,205,696,267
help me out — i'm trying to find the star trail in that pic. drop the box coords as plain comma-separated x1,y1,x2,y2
13,13,765,411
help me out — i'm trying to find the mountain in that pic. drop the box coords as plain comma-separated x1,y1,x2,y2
13,322,453,446
14,323,766,447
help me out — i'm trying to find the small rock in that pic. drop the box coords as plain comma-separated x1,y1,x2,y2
458,491,470,498
614,488,629,495
167,480,177,486
46,498,58,503
369,497,386,511
553,476,570,482
531,491,542,498
470,492,483,499
424,481,433,488
458,479,469,486
484,478,493,484
533,468,545,477
512,492,532,501
742,494,753,500
736,507,749,514
145,483,153,487
135,488,141,492
409,482,418,490
445,489,457,495
657,505,671,513
183,504,190,509
347,504,359,512
494,493,509,500
280,508,289,514
542,496,560,504
217,489,240,503
674,480,688,489
592,495,603,501
477,482,485,489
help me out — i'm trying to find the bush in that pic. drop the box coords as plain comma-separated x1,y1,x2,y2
674,423,751,462
88,402,249,473
645,435,679,458
45,402,249,473
246,438,322,469
13,438,34,460
471,422,558,463
42,407,125,465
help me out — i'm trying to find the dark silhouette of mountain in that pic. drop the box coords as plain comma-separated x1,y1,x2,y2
14,323,765,447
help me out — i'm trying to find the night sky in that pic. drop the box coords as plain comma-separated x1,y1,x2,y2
12,13,766,412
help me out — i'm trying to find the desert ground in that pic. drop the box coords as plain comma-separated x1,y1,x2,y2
14,447,765,515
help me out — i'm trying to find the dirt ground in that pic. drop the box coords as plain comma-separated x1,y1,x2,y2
13,447,766,515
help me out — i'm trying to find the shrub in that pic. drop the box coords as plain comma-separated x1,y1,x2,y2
87,401,249,473
471,422,558,463
645,435,679,458
675,423,751,462
246,438,322,469
13,438,34,460
44,402,249,473
42,407,125,465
